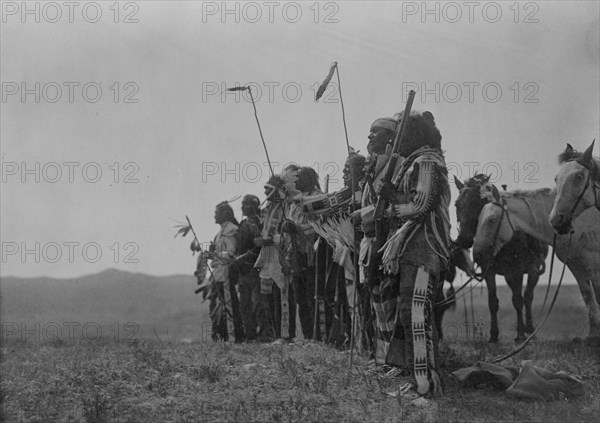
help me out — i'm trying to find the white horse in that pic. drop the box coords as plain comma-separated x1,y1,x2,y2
549,141,600,234
472,184,600,342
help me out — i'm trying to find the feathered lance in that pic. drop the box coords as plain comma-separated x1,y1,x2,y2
316,62,351,155
226,86,274,179
316,62,362,380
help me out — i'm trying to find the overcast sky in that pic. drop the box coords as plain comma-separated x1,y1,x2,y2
1,1,598,281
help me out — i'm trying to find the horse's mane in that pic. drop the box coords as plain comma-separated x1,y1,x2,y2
500,187,555,199
464,173,490,189
480,185,554,203
479,185,555,232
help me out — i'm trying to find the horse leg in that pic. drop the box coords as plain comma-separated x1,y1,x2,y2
567,260,600,342
506,273,526,342
485,274,500,343
524,268,539,334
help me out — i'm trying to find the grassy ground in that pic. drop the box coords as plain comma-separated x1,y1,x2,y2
1,337,598,423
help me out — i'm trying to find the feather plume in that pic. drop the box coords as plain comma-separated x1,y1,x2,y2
173,224,192,238
315,62,337,102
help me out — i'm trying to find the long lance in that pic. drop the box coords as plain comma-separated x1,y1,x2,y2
227,86,275,179
316,62,362,380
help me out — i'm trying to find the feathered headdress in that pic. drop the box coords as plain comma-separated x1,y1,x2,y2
264,165,300,202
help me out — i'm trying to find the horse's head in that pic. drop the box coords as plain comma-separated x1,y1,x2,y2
454,173,490,249
446,242,475,282
472,184,514,269
549,141,599,234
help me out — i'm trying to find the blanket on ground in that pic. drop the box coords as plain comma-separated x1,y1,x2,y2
452,360,584,401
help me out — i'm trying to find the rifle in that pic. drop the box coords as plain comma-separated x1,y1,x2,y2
367,90,416,283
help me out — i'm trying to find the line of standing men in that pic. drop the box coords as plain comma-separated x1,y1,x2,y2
195,109,452,397
197,166,351,345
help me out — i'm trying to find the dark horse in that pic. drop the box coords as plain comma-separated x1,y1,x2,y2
454,174,548,342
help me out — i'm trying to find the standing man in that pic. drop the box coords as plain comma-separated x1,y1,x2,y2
286,166,322,340
208,201,245,342
233,194,270,341
355,115,404,358
254,168,299,342
357,111,451,397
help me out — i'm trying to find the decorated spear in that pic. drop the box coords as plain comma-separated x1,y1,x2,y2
227,85,275,178
316,62,363,377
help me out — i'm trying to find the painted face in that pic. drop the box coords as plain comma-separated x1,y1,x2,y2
550,161,595,234
367,128,394,155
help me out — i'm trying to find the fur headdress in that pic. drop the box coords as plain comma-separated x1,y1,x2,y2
264,165,300,201
242,194,260,208
396,110,442,156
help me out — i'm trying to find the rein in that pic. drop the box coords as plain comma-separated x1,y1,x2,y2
434,272,483,308
489,232,572,364
568,166,600,218
481,193,571,362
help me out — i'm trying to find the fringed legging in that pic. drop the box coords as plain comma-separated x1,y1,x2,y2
371,264,441,395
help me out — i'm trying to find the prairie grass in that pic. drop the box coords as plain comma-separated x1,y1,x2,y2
1,338,598,423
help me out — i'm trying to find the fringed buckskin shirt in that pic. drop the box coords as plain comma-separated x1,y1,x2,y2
211,221,238,282
380,146,451,276
254,202,286,289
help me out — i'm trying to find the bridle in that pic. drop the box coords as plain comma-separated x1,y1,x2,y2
567,159,600,219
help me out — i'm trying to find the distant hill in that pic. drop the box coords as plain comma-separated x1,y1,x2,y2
1,269,210,342
0,269,592,343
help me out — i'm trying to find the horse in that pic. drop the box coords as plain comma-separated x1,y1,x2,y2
454,174,548,342
472,183,600,343
549,141,600,234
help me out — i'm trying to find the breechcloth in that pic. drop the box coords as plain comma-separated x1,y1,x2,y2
272,276,296,339
372,264,441,395
261,277,296,339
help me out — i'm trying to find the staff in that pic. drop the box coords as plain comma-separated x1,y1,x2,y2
227,86,274,178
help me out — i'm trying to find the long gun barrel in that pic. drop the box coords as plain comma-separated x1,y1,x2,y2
367,90,416,283
373,90,416,222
